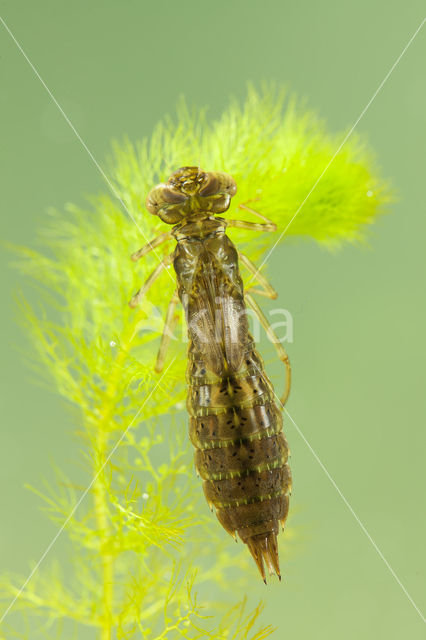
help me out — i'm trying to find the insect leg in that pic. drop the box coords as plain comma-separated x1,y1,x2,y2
155,289,180,373
238,203,276,225
245,293,291,406
228,203,277,232
238,252,278,300
131,232,172,261
227,219,277,233
129,254,173,308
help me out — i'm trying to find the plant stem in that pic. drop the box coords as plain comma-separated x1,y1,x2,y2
93,426,114,640
92,319,141,639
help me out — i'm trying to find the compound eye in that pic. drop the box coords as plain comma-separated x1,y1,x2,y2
145,185,165,215
198,173,220,197
222,174,237,197
199,172,237,197
145,186,186,216
162,189,187,205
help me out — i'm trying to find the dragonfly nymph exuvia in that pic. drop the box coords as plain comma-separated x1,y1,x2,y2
130,167,291,582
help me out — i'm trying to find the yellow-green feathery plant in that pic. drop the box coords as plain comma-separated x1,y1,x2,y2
0,86,391,639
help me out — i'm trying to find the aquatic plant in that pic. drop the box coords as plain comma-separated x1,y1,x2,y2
0,86,390,639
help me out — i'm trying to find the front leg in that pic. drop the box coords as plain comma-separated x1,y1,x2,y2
227,203,278,232
227,219,277,233
238,203,276,226
131,232,172,261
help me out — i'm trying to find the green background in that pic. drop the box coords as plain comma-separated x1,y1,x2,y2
1,1,425,637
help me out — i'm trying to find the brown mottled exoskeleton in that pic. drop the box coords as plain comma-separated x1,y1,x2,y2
130,167,291,582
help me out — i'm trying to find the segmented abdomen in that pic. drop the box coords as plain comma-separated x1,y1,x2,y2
187,341,291,580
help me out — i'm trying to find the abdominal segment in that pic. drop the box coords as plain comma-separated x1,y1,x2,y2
187,346,291,580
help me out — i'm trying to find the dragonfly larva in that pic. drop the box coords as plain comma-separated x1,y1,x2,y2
130,167,291,582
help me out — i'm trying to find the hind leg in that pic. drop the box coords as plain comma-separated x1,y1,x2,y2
245,293,291,406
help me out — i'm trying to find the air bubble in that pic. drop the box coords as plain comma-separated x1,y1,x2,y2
110,341,117,347
142,493,149,500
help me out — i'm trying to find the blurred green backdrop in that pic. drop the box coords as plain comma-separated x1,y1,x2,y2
1,1,425,638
